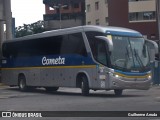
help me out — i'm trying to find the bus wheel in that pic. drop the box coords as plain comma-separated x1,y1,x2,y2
18,75,28,92
45,87,59,92
114,89,123,96
81,76,89,96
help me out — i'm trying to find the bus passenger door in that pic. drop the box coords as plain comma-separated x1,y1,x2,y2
96,39,110,89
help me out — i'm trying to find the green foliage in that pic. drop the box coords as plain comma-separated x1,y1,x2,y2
15,20,45,38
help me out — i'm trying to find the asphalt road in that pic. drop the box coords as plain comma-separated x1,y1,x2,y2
0,85,160,120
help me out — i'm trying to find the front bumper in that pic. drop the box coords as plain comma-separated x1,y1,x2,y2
109,75,151,90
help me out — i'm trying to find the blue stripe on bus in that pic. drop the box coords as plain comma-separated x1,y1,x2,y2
106,30,142,37
1,54,96,68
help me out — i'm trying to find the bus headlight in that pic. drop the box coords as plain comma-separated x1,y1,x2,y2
112,73,119,78
115,74,119,78
148,75,152,80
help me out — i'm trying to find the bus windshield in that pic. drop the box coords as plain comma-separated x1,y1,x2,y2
110,36,150,72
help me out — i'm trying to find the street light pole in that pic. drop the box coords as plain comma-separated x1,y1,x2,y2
59,4,62,29
53,4,67,29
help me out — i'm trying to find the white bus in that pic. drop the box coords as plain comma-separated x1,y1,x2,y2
1,25,158,96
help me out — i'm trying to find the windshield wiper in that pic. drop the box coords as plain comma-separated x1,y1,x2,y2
125,47,130,59
133,49,144,69
125,47,130,68
125,46,136,68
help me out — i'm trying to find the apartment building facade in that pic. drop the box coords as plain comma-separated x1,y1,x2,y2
0,0,12,44
43,0,85,30
86,0,109,26
86,0,158,40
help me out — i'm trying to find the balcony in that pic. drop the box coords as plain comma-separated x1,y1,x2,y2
43,12,85,21
129,0,156,13
43,0,84,7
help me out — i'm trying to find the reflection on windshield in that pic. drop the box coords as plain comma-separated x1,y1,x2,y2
110,36,150,71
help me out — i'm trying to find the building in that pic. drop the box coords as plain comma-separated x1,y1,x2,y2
86,0,158,40
86,0,109,26
0,0,12,45
43,0,85,30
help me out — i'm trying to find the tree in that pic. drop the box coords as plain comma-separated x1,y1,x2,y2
15,20,45,38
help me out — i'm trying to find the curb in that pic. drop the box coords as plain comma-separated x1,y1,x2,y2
155,97,160,102
151,85,160,89
0,83,7,88
0,83,4,86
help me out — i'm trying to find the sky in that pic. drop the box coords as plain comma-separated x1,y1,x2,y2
11,0,45,27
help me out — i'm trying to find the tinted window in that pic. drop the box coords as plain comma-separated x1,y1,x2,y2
85,32,104,54
3,33,87,58
61,33,87,56
85,31,109,66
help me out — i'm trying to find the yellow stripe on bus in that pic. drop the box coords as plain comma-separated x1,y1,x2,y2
1,65,96,70
115,72,151,79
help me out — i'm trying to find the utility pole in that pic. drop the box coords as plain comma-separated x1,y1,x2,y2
156,0,160,84
156,0,160,60
4,0,12,40
157,0,160,37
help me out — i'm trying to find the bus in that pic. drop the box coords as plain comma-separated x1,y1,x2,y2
1,25,158,96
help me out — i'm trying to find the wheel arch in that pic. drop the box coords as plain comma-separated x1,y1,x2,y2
18,73,26,85
76,71,91,88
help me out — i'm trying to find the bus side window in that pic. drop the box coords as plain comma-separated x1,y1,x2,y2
97,40,107,65
42,36,62,55
85,31,109,66
61,33,87,56
2,43,10,58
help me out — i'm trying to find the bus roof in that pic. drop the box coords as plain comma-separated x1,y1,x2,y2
4,25,142,43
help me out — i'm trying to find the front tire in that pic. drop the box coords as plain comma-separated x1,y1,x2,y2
81,76,89,96
18,75,28,92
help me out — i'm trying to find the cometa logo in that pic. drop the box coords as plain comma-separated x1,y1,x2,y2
42,56,65,65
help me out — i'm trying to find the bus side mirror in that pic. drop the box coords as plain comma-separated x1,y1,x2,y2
95,36,113,52
145,39,158,62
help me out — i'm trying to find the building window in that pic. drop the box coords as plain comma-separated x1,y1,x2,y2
129,11,156,21
105,0,108,4
96,19,100,25
87,4,91,12
74,3,79,8
63,4,69,10
95,2,99,10
87,21,91,25
105,17,109,25
129,0,152,2
150,34,156,39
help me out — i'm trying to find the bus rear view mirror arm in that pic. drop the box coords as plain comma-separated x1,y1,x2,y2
95,36,113,52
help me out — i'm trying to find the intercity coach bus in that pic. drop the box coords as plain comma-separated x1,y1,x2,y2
1,25,158,96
